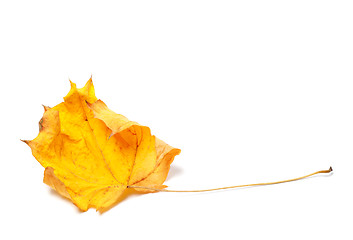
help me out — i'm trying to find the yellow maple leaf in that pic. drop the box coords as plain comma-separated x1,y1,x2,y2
24,79,180,212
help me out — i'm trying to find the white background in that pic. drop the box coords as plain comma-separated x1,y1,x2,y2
0,1,352,239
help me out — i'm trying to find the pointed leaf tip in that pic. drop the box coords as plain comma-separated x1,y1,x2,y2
42,104,51,112
68,79,77,89
21,139,30,145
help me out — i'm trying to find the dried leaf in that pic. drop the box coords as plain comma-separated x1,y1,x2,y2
24,79,180,212
24,79,332,213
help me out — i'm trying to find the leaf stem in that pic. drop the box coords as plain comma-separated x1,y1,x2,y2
128,167,333,192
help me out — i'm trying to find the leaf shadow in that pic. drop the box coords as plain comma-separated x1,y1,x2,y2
166,165,184,181
48,188,83,213
99,188,145,214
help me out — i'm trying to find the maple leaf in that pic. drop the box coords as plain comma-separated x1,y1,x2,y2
24,79,181,212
